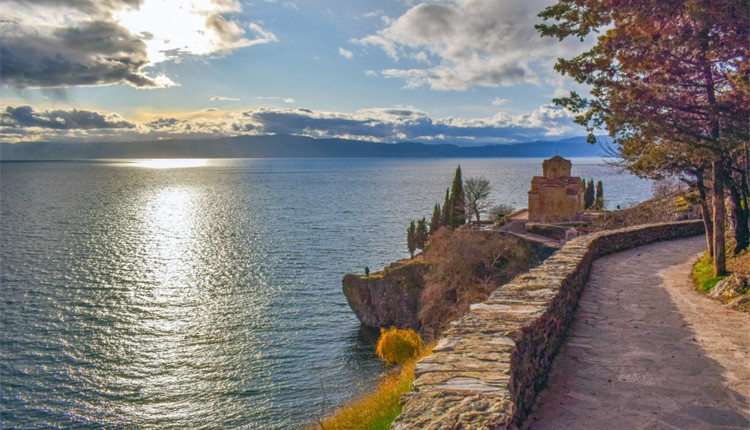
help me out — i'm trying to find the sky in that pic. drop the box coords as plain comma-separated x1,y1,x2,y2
0,0,593,146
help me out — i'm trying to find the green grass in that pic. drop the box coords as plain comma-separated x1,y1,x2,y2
692,253,726,293
313,359,415,430
313,341,433,430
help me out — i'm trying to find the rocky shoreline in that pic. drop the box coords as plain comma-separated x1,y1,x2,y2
342,230,558,336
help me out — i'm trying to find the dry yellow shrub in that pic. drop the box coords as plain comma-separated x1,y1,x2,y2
375,327,423,366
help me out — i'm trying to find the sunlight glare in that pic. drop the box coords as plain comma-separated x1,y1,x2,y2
115,0,243,63
132,159,209,169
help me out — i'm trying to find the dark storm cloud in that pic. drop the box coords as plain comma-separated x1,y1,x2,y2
1,106,135,129
0,21,162,88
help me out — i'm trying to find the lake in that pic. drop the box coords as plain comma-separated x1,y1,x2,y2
0,158,651,429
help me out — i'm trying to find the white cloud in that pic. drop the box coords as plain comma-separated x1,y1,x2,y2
211,96,241,101
364,70,378,77
253,96,294,103
338,47,354,59
357,0,586,91
114,1,278,63
491,97,511,106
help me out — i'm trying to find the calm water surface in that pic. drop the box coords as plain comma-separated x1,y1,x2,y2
0,158,651,429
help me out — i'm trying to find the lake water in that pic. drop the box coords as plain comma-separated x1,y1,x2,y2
0,158,651,429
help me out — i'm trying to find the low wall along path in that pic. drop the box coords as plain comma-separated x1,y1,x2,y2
526,235,750,429
391,220,739,429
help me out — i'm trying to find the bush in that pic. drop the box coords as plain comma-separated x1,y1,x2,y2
419,229,535,338
489,204,514,226
375,327,423,366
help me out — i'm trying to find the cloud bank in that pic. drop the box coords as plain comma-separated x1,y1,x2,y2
358,0,584,91
1,106,135,130
1,104,582,145
0,0,275,89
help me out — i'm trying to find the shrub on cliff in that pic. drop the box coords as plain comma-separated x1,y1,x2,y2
419,228,535,338
489,204,514,226
375,327,423,366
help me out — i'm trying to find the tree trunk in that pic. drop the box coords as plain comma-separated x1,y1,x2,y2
712,158,727,276
728,181,749,254
695,171,714,257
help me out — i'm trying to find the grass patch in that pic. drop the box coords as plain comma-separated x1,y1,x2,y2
314,359,417,430
314,339,433,430
692,253,726,293
397,257,425,268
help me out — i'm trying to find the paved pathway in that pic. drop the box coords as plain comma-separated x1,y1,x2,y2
526,236,750,429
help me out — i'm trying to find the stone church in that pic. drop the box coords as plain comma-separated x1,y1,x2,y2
528,155,585,222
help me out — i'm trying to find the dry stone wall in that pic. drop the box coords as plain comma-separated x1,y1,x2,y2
392,220,705,430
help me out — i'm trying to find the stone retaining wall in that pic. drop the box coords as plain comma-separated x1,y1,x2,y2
392,220,705,430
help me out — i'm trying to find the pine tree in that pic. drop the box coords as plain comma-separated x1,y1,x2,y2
584,179,595,209
449,165,466,228
415,217,428,251
407,220,416,259
441,188,451,227
430,203,442,235
595,180,604,210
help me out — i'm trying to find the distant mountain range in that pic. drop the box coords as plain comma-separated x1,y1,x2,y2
0,134,610,160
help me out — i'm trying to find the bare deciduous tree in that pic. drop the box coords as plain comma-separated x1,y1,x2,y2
464,177,492,223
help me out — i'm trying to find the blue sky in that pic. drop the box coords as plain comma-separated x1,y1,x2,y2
0,0,591,145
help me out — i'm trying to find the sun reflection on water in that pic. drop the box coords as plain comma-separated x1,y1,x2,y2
131,159,209,169
143,187,196,287
122,186,217,422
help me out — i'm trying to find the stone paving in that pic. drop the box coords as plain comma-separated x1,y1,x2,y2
526,236,750,429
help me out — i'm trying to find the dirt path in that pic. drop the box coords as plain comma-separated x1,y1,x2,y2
526,236,750,429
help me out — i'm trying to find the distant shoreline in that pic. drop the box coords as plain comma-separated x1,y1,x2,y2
0,134,609,161
1,155,612,162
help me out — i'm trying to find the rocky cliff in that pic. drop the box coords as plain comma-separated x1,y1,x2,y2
342,232,559,333
342,259,427,331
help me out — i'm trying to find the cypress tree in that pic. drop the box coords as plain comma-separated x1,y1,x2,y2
441,188,451,227
449,165,466,228
595,180,604,210
430,203,442,235
407,220,416,258
415,217,428,251
585,179,595,209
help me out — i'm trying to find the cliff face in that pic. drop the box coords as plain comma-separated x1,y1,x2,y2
342,259,427,331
